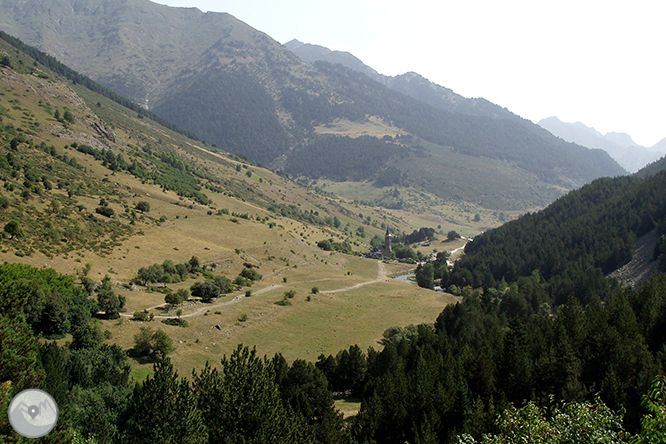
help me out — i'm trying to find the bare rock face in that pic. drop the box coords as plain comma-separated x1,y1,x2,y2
607,229,661,288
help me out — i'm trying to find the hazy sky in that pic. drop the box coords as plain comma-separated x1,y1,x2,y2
156,0,665,147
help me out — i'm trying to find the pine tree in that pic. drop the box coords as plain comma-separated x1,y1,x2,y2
192,345,313,443
122,359,207,444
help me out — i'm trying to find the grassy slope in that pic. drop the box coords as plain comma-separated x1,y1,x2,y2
0,44,467,379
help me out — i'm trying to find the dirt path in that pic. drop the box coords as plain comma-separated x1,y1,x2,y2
121,261,390,319
320,261,387,294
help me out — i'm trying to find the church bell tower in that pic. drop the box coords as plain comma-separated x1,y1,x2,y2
384,226,392,259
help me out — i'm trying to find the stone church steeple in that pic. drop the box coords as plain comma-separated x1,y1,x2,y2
383,225,392,258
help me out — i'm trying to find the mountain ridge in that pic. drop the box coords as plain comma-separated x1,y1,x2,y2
285,39,521,122
538,116,665,173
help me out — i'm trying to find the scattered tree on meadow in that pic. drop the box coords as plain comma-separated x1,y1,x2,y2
96,275,125,319
3,219,24,238
132,327,173,361
135,201,150,213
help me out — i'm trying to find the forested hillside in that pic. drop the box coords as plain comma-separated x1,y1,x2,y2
446,169,666,307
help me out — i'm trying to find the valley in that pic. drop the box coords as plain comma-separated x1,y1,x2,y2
0,35,472,381
2,3,666,443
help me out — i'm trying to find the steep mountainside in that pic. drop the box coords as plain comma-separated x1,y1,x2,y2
448,162,666,305
284,39,385,84
539,116,665,173
0,0,626,211
285,39,519,121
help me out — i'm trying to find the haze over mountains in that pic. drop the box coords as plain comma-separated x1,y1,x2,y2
538,116,666,173
285,39,521,122
0,0,627,211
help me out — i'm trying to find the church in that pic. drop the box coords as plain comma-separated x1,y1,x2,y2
367,226,392,259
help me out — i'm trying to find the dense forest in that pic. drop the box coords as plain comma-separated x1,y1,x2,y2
153,69,291,165
445,170,666,308
284,135,404,182
298,62,626,186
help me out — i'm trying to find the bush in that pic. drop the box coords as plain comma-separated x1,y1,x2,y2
133,311,150,321
240,267,262,282
161,318,188,327
317,239,333,251
95,206,115,218
164,291,184,307
3,220,24,238
135,201,150,213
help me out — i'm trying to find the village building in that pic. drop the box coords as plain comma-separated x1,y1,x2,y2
368,226,392,259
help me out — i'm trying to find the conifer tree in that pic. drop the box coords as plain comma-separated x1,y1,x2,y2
123,359,207,444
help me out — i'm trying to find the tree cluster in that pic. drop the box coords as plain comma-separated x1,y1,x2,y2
134,257,202,286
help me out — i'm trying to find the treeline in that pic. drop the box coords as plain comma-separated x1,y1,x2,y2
447,171,666,307
0,30,200,142
284,135,403,182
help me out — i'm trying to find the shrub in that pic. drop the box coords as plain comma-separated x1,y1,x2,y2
161,318,188,327
135,201,150,212
3,220,24,238
133,311,150,321
95,206,115,217
240,267,262,281
275,298,292,306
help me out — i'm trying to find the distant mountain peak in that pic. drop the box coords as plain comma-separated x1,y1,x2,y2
605,132,638,148
538,117,660,173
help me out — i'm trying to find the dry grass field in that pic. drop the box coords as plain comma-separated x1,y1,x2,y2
103,254,458,380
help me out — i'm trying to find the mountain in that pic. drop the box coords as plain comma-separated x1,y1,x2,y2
538,116,665,173
285,39,521,121
0,0,626,211
284,39,384,84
